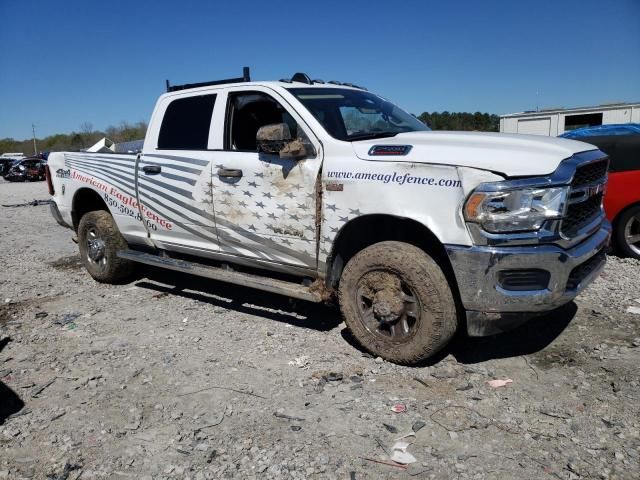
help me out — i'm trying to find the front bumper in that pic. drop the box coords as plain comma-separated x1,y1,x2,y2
446,222,611,335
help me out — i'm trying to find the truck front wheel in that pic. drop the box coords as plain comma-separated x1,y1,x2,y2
77,210,134,283
338,241,458,365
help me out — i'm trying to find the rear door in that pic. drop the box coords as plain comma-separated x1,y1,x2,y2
136,91,223,255
208,87,323,270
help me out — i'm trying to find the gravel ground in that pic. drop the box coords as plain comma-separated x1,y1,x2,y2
1,180,639,480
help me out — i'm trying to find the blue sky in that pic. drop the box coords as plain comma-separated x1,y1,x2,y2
1,0,639,140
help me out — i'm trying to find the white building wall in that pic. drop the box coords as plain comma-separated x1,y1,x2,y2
550,115,560,136
501,117,516,133
501,104,640,136
603,108,631,124
557,114,566,135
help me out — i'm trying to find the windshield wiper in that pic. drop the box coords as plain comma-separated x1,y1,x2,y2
347,132,399,141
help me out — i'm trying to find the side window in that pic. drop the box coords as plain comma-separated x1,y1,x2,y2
158,94,217,150
227,92,302,151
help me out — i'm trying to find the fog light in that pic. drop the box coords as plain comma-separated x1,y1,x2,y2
498,269,550,291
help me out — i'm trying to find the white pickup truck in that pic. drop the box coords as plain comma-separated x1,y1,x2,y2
46,68,611,364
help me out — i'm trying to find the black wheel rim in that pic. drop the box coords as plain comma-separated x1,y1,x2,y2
355,270,420,343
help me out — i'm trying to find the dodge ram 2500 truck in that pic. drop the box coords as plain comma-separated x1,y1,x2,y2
46,68,611,364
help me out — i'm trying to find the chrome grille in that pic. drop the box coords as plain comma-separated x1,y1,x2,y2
560,159,608,239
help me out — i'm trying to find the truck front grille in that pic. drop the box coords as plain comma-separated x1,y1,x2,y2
571,159,608,187
560,159,608,238
561,192,603,238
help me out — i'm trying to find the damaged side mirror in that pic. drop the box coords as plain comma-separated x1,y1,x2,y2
256,123,314,160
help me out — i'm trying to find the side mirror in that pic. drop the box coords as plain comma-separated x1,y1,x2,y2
256,123,313,160
257,123,292,154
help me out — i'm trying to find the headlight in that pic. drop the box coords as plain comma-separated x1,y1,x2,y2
464,186,568,233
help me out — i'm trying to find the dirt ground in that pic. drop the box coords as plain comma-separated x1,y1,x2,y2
1,179,639,480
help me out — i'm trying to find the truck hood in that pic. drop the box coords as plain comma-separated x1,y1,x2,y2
351,131,597,177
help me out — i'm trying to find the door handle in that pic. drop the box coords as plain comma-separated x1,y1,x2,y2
142,165,162,175
217,168,243,178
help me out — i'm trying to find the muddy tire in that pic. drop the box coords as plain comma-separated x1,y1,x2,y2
77,210,134,283
615,204,640,260
338,241,458,365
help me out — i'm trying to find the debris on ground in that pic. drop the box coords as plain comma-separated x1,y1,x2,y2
288,355,310,368
273,411,306,422
487,378,513,388
412,420,426,432
53,312,81,326
382,423,398,433
390,439,417,464
45,462,82,480
391,403,407,413
361,457,408,470
31,378,56,398
2,199,53,208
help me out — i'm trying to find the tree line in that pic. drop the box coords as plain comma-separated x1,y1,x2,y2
0,111,500,155
0,121,148,156
417,111,500,132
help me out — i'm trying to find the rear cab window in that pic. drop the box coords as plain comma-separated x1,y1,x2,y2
158,94,217,150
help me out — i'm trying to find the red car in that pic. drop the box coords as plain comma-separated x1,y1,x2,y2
575,134,640,259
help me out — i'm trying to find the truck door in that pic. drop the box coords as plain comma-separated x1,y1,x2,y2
136,92,222,255
209,88,322,270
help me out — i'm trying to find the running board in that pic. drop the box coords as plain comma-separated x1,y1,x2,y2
117,250,322,303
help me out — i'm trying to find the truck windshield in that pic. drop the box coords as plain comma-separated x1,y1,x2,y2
288,88,429,141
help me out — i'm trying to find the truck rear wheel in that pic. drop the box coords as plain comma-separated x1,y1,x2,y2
338,241,457,365
77,210,133,283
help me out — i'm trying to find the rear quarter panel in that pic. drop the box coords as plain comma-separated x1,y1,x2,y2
47,152,149,242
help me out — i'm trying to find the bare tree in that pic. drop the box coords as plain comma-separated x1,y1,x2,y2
80,121,93,135
79,122,94,148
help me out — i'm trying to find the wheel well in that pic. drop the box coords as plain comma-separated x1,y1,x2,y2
72,188,109,231
326,214,457,292
611,201,640,247
612,201,640,226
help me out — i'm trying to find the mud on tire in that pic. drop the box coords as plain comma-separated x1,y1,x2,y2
338,241,458,365
77,210,134,283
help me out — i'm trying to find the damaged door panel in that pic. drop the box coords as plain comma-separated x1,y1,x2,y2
209,88,323,269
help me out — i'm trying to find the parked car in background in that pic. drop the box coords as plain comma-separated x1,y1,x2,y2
561,124,640,259
3,157,47,182
0,158,18,176
0,153,26,176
